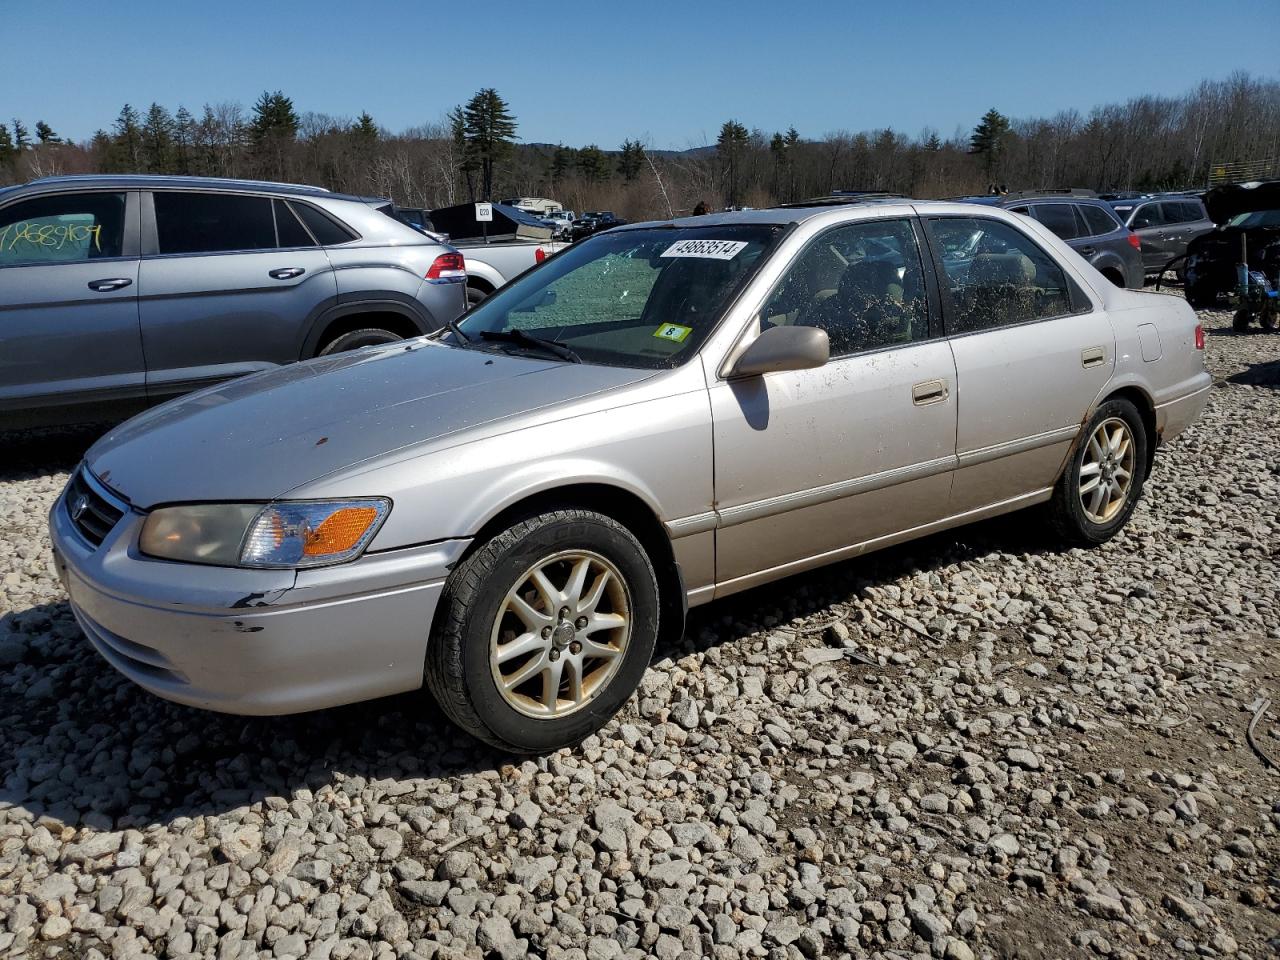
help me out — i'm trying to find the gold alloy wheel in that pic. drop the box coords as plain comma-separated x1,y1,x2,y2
1079,417,1136,524
489,550,631,719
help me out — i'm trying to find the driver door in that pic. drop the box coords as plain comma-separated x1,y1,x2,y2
708,217,958,594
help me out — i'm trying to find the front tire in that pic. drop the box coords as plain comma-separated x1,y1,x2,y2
425,509,660,753
318,327,404,355
1048,399,1149,546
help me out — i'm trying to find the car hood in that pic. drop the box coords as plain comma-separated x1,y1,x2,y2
1203,180,1280,224
87,341,654,508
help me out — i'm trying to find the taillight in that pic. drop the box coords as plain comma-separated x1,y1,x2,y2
535,247,546,263
1127,232,1141,250
1194,324,1205,350
426,252,466,282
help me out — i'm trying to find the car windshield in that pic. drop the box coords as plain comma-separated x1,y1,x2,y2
1226,209,1280,228
454,224,780,369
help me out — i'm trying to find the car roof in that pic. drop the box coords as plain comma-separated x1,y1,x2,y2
13,174,373,203
618,199,989,232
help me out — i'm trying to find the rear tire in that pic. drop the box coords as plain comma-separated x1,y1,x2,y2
1186,283,1216,310
1048,398,1149,547
1262,308,1278,332
467,285,489,307
318,327,403,355
425,509,660,754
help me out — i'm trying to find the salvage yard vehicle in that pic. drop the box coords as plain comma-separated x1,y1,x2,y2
50,201,1211,753
1109,195,1214,280
1184,180,1280,326
0,175,467,430
428,201,566,305
1001,196,1144,289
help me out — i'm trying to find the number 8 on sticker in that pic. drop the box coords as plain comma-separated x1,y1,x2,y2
653,323,692,343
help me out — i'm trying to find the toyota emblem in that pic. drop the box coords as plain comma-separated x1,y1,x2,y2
71,495,89,522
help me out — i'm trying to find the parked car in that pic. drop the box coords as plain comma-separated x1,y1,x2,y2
541,209,576,239
999,196,1144,288
1184,179,1280,312
50,200,1209,752
570,211,626,242
428,202,567,304
0,175,467,430
1108,195,1214,278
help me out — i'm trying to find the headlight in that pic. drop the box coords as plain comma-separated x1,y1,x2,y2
140,499,390,568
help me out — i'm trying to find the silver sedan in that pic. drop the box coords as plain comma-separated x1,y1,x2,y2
50,202,1211,753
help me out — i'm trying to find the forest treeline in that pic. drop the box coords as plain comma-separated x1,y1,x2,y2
3,73,1278,221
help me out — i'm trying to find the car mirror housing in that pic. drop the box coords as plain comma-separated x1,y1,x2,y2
728,324,829,378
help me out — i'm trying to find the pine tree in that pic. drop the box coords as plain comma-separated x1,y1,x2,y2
111,104,143,171
717,119,750,207
0,124,14,168
12,119,30,149
173,106,195,173
548,144,575,184
142,103,175,172
34,121,57,144
617,139,644,181
249,91,299,179
461,88,517,200
969,108,1011,181
353,112,378,143
449,105,479,201
576,145,611,183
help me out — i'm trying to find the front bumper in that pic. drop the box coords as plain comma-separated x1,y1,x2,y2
49,482,469,715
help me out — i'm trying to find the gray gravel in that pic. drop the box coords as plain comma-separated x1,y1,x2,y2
2,301,1278,960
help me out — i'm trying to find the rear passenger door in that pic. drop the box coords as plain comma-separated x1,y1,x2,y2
923,216,1114,514
1128,202,1172,272
138,191,337,401
0,190,145,425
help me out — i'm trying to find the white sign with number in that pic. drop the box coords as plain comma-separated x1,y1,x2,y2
475,202,493,222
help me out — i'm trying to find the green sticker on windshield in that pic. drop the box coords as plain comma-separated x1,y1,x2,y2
654,323,692,343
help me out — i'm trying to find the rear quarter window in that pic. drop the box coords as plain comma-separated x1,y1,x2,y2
289,201,358,245
1032,203,1083,241
1080,204,1121,237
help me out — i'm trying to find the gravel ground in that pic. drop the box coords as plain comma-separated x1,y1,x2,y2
1,302,1277,960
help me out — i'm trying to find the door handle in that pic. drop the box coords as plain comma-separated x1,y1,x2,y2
269,267,305,280
87,278,133,292
912,379,948,405
1081,346,1106,368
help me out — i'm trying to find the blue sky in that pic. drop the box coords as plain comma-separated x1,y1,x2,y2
8,0,1278,148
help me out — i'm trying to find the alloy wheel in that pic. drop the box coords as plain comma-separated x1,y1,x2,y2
1079,417,1136,523
489,550,631,718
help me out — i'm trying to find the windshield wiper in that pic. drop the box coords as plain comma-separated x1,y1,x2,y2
479,329,581,363
443,318,472,345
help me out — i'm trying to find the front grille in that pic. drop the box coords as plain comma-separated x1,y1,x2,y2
65,467,126,548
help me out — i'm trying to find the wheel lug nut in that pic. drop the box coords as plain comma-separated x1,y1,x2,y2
559,607,570,620
549,649,560,662
541,627,552,639
569,641,582,654
575,617,588,629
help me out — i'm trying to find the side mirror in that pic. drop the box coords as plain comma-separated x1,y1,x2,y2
728,324,829,378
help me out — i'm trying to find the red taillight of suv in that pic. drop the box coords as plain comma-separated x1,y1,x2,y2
1195,324,1205,350
426,253,466,283
1127,232,1141,250
535,247,546,263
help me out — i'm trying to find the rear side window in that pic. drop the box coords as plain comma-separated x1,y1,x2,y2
1172,201,1206,223
1032,203,1083,240
929,217,1075,334
289,201,357,245
155,192,275,254
0,192,126,266
274,199,316,248
1080,204,1121,237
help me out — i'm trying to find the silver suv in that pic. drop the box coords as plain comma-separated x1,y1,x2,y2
0,175,467,430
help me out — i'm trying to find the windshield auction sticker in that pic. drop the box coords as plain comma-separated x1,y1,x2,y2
660,239,748,260
653,323,693,342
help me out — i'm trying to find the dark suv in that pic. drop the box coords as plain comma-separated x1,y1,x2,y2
1001,196,1144,288
0,175,467,429
1108,195,1214,279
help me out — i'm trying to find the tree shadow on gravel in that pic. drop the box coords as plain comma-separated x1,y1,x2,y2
1227,358,1280,388
0,508,1065,832
0,425,109,481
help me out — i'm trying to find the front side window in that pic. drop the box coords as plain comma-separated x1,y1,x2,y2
456,225,778,369
761,218,929,357
929,217,1074,334
155,192,276,254
1032,203,1083,240
1129,203,1166,230
0,193,126,266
